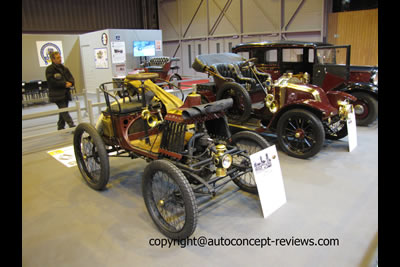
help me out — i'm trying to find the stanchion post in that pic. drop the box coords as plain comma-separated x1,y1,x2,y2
82,88,88,115
96,87,102,114
88,100,94,125
76,101,82,124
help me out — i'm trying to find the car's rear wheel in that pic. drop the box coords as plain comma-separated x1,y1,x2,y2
276,109,325,159
230,131,271,194
352,92,378,126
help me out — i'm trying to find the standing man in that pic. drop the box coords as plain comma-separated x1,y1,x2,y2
45,51,76,130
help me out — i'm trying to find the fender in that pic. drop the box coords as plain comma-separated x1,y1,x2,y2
269,100,337,129
337,82,378,97
326,90,357,109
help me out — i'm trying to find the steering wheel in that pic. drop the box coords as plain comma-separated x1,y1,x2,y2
241,57,257,68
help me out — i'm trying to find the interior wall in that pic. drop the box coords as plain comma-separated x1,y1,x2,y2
158,0,326,77
327,8,378,66
79,29,163,93
22,34,84,92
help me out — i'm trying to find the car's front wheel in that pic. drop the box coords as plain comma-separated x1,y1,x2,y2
73,123,110,190
276,109,325,159
230,131,271,194
142,160,198,240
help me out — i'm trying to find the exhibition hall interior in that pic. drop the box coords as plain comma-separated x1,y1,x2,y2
22,0,378,266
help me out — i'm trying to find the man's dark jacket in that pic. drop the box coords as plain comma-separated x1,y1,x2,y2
45,63,75,103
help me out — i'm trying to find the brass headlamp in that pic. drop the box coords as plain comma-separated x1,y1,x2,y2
213,144,232,177
337,100,353,120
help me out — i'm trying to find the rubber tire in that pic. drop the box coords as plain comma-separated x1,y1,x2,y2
230,131,271,194
168,73,182,89
142,160,198,240
276,109,325,159
352,92,378,126
73,123,110,190
216,82,252,123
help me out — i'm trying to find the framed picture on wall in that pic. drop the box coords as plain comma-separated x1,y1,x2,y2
36,41,64,67
111,41,126,64
94,48,109,69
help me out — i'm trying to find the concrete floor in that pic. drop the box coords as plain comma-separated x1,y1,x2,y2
22,99,378,267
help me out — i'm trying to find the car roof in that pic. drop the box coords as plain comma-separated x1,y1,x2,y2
232,40,332,50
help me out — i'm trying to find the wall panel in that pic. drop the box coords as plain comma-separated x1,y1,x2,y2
327,8,378,66
158,0,326,76
22,0,158,33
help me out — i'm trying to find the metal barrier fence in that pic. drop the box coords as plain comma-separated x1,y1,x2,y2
22,101,82,141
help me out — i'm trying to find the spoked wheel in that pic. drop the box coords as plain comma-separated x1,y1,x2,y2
230,131,271,194
142,160,197,239
276,109,325,159
216,82,252,123
352,92,378,126
168,73,182,89
73,123,110,190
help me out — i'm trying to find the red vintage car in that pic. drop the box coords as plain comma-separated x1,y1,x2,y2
192,52,356,159
232,41,378,126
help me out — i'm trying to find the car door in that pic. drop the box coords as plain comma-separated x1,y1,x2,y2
313,45,351,91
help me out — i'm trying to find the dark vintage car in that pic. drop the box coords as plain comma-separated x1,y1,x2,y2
74,73,271,239
232,40,378,126
192,52,356,159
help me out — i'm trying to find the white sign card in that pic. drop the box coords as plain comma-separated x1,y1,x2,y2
47,146,77,168
250,145,287,218
115,64,126,76
94,48,109,69
36,41,64,67
347,105,357,152
111,41,126,63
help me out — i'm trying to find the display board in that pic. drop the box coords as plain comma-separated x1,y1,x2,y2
249,145,287,218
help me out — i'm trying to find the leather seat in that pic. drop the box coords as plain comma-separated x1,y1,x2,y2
106,91,156,114
211,63,256,85
107,99,143,114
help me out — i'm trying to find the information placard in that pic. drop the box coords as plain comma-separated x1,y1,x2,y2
47,146,77,168
249,145,286,218
346,105,358,152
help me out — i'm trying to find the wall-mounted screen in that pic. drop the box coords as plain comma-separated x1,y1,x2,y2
133,40,156,57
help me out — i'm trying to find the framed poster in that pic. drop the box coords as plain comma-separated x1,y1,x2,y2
36,41,64,67
111,41,126,63
94,48,109,69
